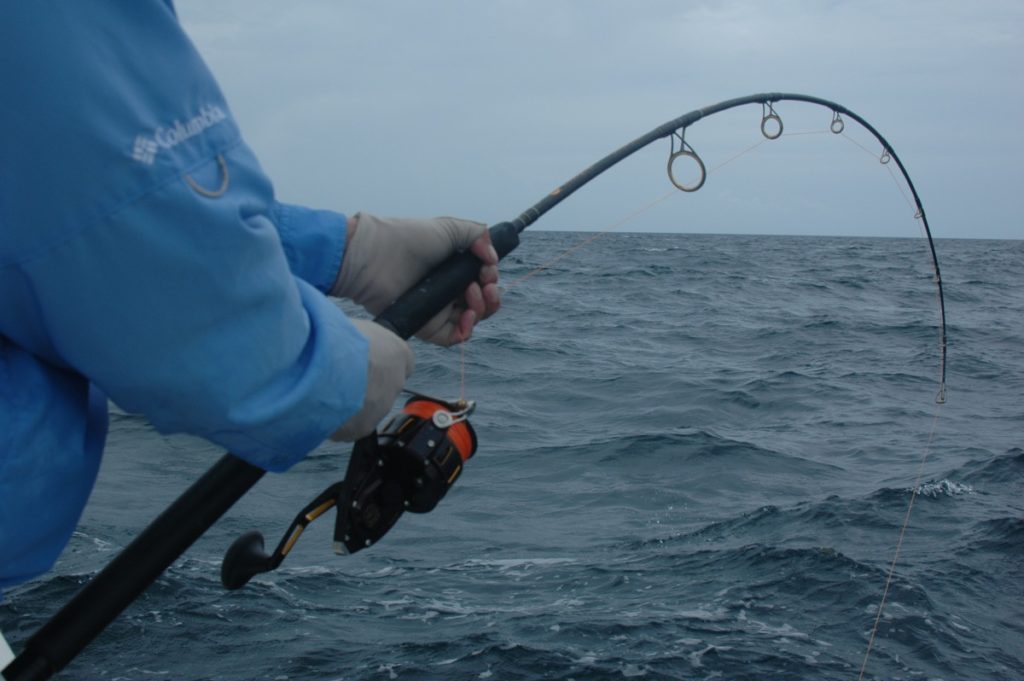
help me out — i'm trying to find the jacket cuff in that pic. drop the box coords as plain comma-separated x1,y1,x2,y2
272,201,348,294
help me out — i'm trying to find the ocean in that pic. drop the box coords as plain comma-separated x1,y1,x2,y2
2,232,1022,680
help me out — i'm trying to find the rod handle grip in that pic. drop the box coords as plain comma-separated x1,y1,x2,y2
373,221,519,339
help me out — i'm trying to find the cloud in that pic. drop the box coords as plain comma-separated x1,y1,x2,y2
177,0,1022,239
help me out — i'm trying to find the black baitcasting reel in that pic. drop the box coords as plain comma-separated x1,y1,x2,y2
220,392,477,590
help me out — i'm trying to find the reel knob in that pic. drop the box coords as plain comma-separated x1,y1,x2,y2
221,531,274,590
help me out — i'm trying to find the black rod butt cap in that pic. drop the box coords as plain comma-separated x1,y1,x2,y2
220,531,271,590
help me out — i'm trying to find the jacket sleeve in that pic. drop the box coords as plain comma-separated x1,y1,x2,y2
272,201,349,295
19,145,369,472
0,2,371,472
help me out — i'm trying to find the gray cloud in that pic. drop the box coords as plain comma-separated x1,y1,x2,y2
178,0,1022,239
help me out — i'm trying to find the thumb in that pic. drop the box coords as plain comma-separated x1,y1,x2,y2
437,216,487,253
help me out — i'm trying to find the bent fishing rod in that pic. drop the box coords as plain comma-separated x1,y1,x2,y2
4,92,947,681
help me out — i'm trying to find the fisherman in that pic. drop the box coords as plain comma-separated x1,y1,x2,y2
0,1,500,662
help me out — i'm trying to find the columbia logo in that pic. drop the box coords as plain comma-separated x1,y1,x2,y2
132,135,158,165
131,104,227,166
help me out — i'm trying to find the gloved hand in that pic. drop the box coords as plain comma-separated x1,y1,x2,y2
331,213,501,346
330,319,414,441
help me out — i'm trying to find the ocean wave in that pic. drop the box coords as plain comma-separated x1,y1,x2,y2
450,557,577,572
566,429,791,468
951,448,1024,482
865,481,973,508
5,232,1019,681
915,479,973,498
633,480,967,555
636,246,680,253
962,517,1024,552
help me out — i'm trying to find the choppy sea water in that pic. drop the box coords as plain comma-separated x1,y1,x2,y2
2,232,1022,681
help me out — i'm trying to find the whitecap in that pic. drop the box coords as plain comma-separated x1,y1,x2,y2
916,479,973,498
746,620,810,641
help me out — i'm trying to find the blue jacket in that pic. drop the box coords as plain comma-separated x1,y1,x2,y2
0,2,369,589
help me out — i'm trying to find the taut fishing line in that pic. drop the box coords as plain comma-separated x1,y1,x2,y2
3,93,947,681
466,94,949,676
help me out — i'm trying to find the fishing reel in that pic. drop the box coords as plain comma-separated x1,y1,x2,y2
221,392,477,590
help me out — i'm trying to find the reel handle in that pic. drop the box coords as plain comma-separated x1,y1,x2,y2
373,221,519,338
220,531,273,590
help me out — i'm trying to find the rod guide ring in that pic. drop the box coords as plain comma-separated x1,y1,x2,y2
667,149,706,192
830,112,845,134
761,103,784,140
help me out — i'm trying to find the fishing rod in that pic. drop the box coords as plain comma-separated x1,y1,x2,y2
377,92,947,400
3,92,946,681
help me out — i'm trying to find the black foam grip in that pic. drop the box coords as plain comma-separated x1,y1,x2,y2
373,221,520,339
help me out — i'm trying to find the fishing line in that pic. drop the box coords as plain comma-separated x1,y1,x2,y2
459,99,950,674
502,190,677,291
502,128,789,291
487,97,946,404
4,94,950,681
857,402,944,680
840,132,920,215
459,339,468,402
506,130,862,294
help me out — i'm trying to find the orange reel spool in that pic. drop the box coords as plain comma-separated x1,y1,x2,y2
378,394,477,513
397,397,477,464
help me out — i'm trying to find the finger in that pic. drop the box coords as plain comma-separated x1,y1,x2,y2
478,263,499,287
450,308,477,344
416,301,461,347
470,231,499,266
481,282,501,319
463,281,485,322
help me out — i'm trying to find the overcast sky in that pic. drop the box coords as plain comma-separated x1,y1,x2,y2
176,1,1021,240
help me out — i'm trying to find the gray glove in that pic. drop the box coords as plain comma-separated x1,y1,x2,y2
331,212,499,346
330,319,413,442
